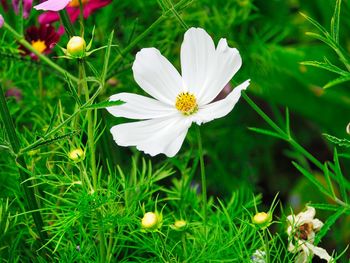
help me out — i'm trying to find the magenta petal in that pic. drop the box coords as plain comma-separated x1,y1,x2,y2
83,0,111,18
23,0,33,18
0,15,4,28
38,11,60,24
34,0,71,11
12,0,19,14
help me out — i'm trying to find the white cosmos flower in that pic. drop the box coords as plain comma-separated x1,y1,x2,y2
107,27,250,157
286,206,334,263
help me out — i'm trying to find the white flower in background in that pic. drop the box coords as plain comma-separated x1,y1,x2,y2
107,27,249,157
250,249,266,263
286,206,334,263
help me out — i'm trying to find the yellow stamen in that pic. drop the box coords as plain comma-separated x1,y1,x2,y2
69,0,88,7
175,92,198,115
31,40,47,54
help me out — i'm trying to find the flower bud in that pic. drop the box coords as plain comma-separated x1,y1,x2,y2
347,122,350,135
141,212,162,231
67,36,86,58
252,212,271,227
68,148,85,162
171,219,187,231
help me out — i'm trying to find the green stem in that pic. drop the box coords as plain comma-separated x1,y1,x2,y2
242,92,324,171
196,126,207,233
78,61,105,262
263,229,270,263
79,60,97,190
157,231,170,262
2,22,78,83
0,85,48,243
59,10,75,38
38,69,44,100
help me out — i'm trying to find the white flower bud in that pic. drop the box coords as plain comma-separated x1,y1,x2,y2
67,36,86,58
252,212,271,227
141,212,161,230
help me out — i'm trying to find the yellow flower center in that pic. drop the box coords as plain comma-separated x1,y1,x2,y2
69,0,88,7
31,40,47,53
175,92,198,115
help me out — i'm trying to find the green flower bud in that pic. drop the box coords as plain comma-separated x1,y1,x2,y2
141,212,162,231
252,212,271,227
67,36,86,58
68,148,85,162
171,219,187,231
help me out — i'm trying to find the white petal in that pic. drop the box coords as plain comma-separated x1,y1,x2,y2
107,93,176,119
294,206,316,225
304,243,333,262
198,38,242,105
295,252,308,263
192,80,249,125
180,28,242,105
180,27,215,96
132,48,183,105
110,116,191,157
34,0,71,11
312,219,324,231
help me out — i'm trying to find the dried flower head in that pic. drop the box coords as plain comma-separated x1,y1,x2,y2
286,206,333,263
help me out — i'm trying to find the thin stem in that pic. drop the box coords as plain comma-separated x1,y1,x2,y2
79,60,97,190
242,92,324,171
59,9,75,38
0,85,48,243
38,69,44,100
263,229,270,263
157,231,170,262
78,61,105,262
196,126,207,232
2,22,78,83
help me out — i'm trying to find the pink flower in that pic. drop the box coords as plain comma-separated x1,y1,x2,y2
34,0,71,11
12,0,33,18
35,0,111,24
19,24,60,60
0,14,4,28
